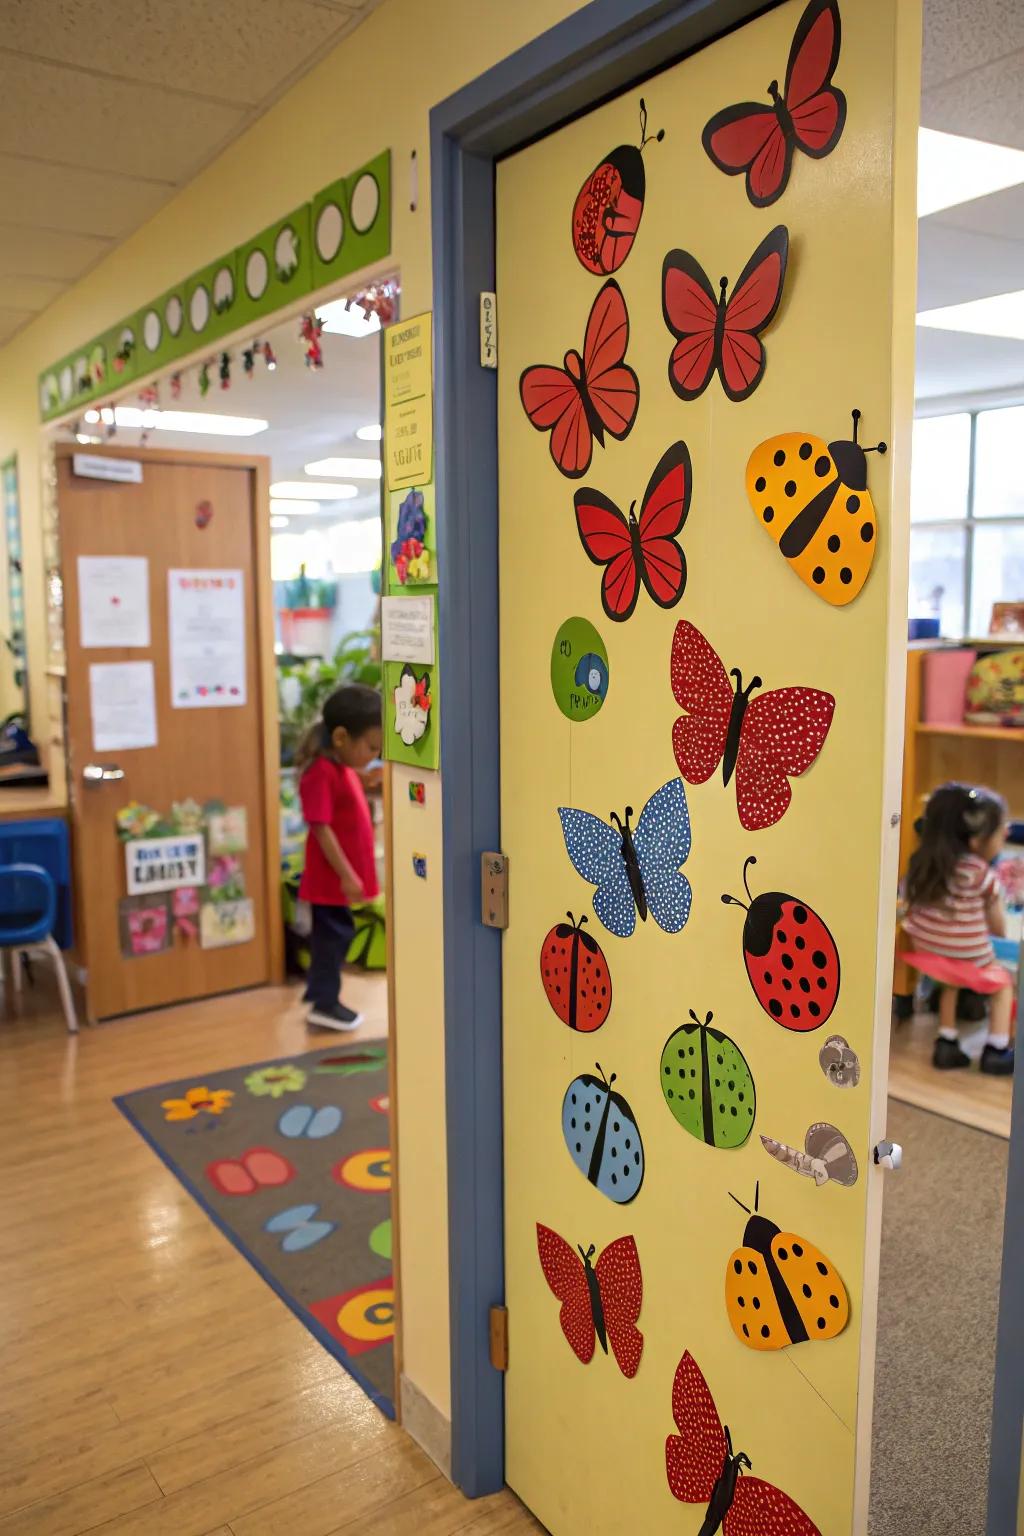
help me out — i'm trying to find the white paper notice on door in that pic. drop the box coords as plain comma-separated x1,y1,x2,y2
89,661,158,752
78,556,150,647
381,595,435,664
168,569,246,709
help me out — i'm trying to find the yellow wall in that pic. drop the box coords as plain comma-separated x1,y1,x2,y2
0,0,587,1426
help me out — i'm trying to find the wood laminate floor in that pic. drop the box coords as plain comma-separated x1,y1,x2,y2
888,1008,1013,1139
0,972,539,1535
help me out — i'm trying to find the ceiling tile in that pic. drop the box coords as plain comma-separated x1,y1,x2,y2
0,224,112,282
0,155,173,240
0,274,68,310
0,55,247,182
922,56,1024,152
923,0,1024,91
0,306,37,347
916,326,1024,401
931,181,1024,244
918,222,1024,310
0,0,359,106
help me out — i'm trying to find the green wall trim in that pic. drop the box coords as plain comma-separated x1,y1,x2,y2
37,149,391,423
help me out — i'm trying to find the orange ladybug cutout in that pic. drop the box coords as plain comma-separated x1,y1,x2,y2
725,1183,849,1352
746,410,886,606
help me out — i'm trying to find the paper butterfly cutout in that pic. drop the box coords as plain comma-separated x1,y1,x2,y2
662,226,788,402
277,1103,343,1139
574,441,691,622
725,1183,849,1351
746,410,887,605
536,1223,643,1375
702,0,846,208
558,778,692,938
206,1146,296,1196
264,1202,336,1252
519,280,639,479
394,664,431,746
571,97,663,275
670,621,834,831
666,1350,823,1534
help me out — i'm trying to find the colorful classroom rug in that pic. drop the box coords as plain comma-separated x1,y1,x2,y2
114,1043,395,1417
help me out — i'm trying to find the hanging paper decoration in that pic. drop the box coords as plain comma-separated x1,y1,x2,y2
721,856,840,1029
198,361,211,398
818,1033,861,1088
393,663,431,745
571,97,664,275
702,0,846,208
242,346,256,378
219,351,231,390
558,778,691,939
170,372,182,400
562,1063,644,1204
670,620,834,831
724,1182,849,1351
519,279,639,478
660,1009,756,1149
536,1224,643,1376
138,385,159,410
746,410,887,605
574,441,691,621
662,225,788,402
112,335,135,374
539,913,612,1032
262,341,277,371
350,279,399,326
760,1122,858,1187
300,313,324,369
666,1351,823,1534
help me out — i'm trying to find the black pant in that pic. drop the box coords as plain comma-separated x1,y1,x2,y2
307,904,355,1010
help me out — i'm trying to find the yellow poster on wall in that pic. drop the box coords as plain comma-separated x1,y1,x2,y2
384,312,433,490
496,0,919,1532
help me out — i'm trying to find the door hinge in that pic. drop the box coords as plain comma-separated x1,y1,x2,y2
489,1304,508,1371
481,852,509,929
479,292,497,369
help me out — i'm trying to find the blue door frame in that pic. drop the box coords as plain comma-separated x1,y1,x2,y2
430,0,769,1495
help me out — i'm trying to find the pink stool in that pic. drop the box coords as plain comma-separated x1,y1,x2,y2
900,951,1012,995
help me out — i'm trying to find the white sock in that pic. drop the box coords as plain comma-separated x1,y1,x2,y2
986,1032,1010,1050
938,1026,959,1042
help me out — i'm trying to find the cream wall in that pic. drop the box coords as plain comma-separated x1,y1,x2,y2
0,0,586,1427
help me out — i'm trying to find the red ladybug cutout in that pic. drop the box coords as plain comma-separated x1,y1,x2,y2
571,99,664,276
540,912,612,1032
721,857,839,1032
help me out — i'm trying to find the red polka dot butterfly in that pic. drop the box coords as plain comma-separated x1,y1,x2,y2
666,1349,822,1534
536,1223,643,1378
662,226,788,403
702,0,846,208
519,280,639,479
670,620,834,831
573,441,691,622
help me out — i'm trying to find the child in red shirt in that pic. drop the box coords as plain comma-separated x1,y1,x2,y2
297,684,382,1030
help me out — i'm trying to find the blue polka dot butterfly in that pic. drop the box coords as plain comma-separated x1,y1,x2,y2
558,778,692,939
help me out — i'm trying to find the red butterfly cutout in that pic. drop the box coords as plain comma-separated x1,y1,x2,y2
519,280,639,479
662,226,788,404
703,0,846,208
413,676,431,712
670,621,834,831
666,1350,822,1535
574,441,691,622
536,1222,643,1378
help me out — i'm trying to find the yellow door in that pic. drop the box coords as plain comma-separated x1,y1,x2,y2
496,2,919,1531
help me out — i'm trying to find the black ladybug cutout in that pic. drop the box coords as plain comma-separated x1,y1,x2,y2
721,857,839,1032
571,99,664,276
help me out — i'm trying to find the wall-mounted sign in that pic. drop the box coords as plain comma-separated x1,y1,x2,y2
73,455,142,484
384,312,433,490
125,834,206,895
381,594,434,664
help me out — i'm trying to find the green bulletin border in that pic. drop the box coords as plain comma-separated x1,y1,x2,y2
38,150,391,422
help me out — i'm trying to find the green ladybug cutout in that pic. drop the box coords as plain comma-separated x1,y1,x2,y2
660,1009,756,1149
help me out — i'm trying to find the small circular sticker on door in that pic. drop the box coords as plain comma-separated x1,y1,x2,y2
550,617,609,722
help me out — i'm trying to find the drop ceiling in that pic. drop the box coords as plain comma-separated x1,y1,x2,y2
0,0,383,348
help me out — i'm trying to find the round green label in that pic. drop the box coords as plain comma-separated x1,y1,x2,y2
550,617,610,722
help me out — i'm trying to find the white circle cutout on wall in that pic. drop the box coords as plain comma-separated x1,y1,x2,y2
274,225,299,280
213,266,234,312
349,173,380,234
246,248,269,301
165,294,183,336
59,365,73,403
74,355,87,390
143,310,162,352
190,284,210,333
41,375,57,413
315,202,344,264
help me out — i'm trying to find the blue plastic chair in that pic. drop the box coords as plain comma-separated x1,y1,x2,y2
0,819,73,951
0,857,78,1033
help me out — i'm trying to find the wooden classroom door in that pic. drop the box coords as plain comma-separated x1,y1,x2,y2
57,443,277,1020
496,1,919,1531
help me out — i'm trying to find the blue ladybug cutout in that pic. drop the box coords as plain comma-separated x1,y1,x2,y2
574,652,609,700
561,1063,644,1204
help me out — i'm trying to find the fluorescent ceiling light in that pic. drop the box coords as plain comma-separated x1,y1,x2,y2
356,424,382,442
315,298,381,338
82,406,267,435
271,498,321,516
270,480,359,500
304,456,382,479
918,127,1024,218
917,289,1024,341
270,515,289,529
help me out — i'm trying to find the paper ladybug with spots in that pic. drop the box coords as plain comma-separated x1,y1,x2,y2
539,912,612,1032
724,1182,849,1352
722,857,839,1030
746,410,887,605
659,1009,756,1148
562,1063,644,1203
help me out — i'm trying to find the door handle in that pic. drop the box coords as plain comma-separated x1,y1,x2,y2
82,763,125,785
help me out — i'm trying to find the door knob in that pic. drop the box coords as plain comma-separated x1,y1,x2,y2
83,763,125,784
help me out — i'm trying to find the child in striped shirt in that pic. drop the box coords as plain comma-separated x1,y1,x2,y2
904,782,1014,1075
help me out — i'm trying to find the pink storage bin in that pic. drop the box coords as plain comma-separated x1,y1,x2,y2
921,648,977,725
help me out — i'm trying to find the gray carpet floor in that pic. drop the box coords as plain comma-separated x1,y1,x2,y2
870,1099,1007,1535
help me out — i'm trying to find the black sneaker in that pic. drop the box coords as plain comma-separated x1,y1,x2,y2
980,1043,1015,1076
933,1036,970,1070
307,1002,364,1032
